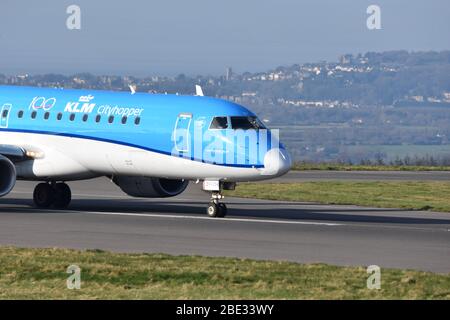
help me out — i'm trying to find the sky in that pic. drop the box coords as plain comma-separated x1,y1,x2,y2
0,0,449,76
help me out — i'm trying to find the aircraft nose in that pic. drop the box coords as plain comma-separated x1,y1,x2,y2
261,148,292,177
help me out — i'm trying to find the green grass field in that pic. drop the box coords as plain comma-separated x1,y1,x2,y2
0,247,449,299
341,144,450,161
226,181,450,212
291,163,450,171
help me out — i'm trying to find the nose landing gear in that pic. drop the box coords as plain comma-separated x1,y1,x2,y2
203,181,235,218
33,182,72,209
207,192,227,218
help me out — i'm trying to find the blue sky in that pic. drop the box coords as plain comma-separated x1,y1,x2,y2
0,0,449,76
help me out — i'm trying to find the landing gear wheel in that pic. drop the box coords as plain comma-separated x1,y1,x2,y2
218,203,227,217
207,202,220,217
206,202,227,218
33,183,54,208
204,185,230,218
53,183,72,209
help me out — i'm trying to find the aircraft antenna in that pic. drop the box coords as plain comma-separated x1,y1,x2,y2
195,85,204,96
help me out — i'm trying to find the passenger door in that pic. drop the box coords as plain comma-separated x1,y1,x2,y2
173,113,192,153
0,104,12,128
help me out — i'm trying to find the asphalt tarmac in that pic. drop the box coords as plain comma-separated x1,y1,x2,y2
0,171,449,273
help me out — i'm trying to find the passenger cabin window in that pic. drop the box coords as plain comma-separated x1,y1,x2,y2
230,116,266,130
108,115,114,124
18,110,24,118
44,112,50,120
134,117,141,125
121,116,127,124
31,111,37,119
210,116,228,129
57,113,63,120
82,114,88,122
95,115,101,123
69,114,75,121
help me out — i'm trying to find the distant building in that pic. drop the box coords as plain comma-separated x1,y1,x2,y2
226,67,232,81
411,95,424,102
339,54,352,65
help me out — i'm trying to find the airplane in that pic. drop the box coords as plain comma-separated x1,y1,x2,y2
0,85,291,218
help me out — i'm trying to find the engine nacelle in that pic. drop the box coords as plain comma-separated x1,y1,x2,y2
113,176,189,198
0,155,16,197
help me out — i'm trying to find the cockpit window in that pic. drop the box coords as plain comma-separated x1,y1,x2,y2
230,116,266,130
210,116,228,129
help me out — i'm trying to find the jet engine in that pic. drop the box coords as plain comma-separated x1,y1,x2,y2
112,176,189,198
0,155,16,197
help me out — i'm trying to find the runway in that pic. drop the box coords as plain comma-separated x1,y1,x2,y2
0,172,450,273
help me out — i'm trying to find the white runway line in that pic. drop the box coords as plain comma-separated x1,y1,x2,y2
68,210,344,226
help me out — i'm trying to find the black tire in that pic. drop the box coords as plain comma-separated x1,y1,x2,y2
206,202,219,217
218,203,227,217
33,183,54,208
53,183,72,209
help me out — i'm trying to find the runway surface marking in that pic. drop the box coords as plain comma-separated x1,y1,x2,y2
13,207,343,227
67,210,344,227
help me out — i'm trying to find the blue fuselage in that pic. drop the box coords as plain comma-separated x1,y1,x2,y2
0,85,285,169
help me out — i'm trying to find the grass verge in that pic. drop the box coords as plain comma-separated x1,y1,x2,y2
226,181,450,212
291,163,450,171
0,247,449,299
